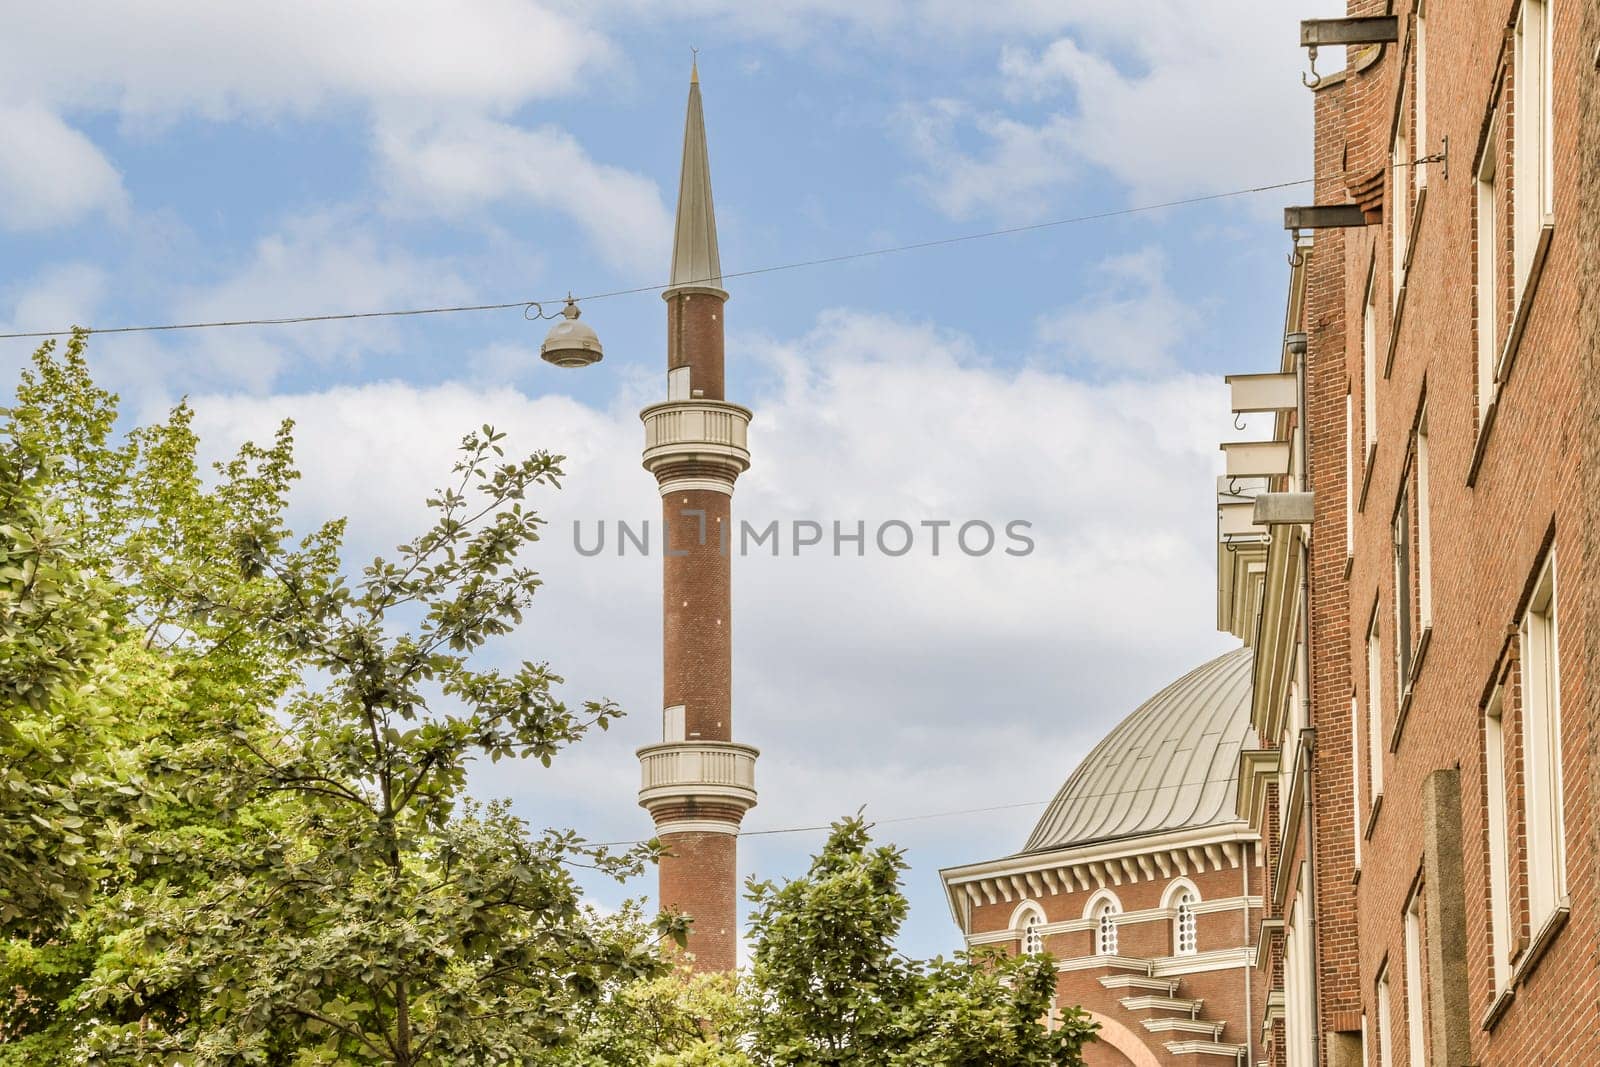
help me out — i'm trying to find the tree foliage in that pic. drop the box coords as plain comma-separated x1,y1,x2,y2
3,338,1096,1065
560,819,1097,1067
2,336,669,1063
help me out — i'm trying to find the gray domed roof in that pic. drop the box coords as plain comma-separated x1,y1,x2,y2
1023,647,1254,853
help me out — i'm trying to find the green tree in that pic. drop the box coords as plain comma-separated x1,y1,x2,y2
738,818,1095,1067
2,337,672,1064
2,333,347,1055
562,820,1096,1067
0,419,117,931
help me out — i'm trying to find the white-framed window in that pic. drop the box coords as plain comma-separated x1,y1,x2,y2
1022,914,1044,956
1351,693,1363,868
1091,897,1120,956
1404,891,1427,1066
1476,118,1500,417
1174,892,1197,955
1394,480,1414,686
1346,391,1356,557
1484,688,1513,994
1377,966,1395,1067
1512,0,1554,299
1416,411,1432,628
1011,900,1046,956
1368,606,1385,798
1392,79,1412,295
1416,1,1428,190
1522,555,1566,928
1163,880,1201,956
1364,263,1378,451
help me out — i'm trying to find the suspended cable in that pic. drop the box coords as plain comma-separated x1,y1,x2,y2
0,177,1314,342
590,771,1243,847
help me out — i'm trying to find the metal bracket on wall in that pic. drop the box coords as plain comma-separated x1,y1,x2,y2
1299,16,1399,87
1283,205,1370,230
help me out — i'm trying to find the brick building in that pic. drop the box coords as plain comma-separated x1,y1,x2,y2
941,648,1269,1065
1220,2,1600,1064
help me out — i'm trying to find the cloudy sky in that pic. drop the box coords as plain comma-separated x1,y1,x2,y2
1,2,1314,957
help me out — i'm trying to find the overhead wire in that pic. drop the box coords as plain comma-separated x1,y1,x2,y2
591,771,1243,847
0,177,1314,342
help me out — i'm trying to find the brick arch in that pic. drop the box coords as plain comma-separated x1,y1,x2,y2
1084,1011,1162,1067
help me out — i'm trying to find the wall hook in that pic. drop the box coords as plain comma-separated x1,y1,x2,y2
1302,44,1323,88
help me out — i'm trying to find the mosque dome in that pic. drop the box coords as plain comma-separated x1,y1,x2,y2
1023,646,1254,853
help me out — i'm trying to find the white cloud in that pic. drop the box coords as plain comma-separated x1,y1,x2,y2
0,105,126,232
0,3,608,123
183,307,1240,953
0,4,641,243
1034,247,1200,377
76,212,473,396
898,100,1076,222
376,116,671,273
1,262,107,335
906,1,1309,217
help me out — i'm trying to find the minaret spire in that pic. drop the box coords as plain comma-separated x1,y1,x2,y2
637,66,755,975
668,60,722,292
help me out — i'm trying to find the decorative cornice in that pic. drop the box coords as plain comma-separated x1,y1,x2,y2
940,823,1258,932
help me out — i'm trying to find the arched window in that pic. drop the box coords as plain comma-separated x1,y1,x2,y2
1011,901,1046,956
1022,913,1044,956
1174,890,1198,955
1094,899,1119,955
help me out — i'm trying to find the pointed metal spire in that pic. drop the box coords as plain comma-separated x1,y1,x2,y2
667,61,722,292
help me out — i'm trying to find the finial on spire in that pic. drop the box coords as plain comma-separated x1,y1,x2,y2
690,46,699,84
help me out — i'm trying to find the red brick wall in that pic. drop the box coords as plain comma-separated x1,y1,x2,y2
1306,55,1360,1059
1317,0,1599,1063
662,488,733,741
968,851,1265,1064
658,830,739,973
666,289,726,401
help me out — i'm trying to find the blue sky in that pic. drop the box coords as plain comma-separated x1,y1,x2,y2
1,2,1317,959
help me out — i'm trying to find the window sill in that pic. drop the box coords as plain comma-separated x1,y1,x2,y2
1469,221,1552,489
1466,396,1498,488
1511,901,1570,987
1363,793,1384,841
1481,903,1570,1031
1497,221,1555,391
1481,985,1515,1032
1359,442,1378,513
1390,626,1431,752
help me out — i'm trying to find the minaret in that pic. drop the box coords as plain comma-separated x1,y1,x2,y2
637,62,757,974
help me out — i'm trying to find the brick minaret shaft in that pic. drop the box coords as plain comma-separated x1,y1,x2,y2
637,63,757,975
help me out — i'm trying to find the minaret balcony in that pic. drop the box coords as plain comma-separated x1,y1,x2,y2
641,400,752,492
638,740,759,821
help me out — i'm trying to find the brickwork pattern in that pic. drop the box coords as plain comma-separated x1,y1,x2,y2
661,488,734,741
968,856,1266,1065
1305,1,1600,1063
657,830,740,972
666,290,726,401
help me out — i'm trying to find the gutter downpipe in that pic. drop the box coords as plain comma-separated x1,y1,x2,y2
1295,256,1323,1067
